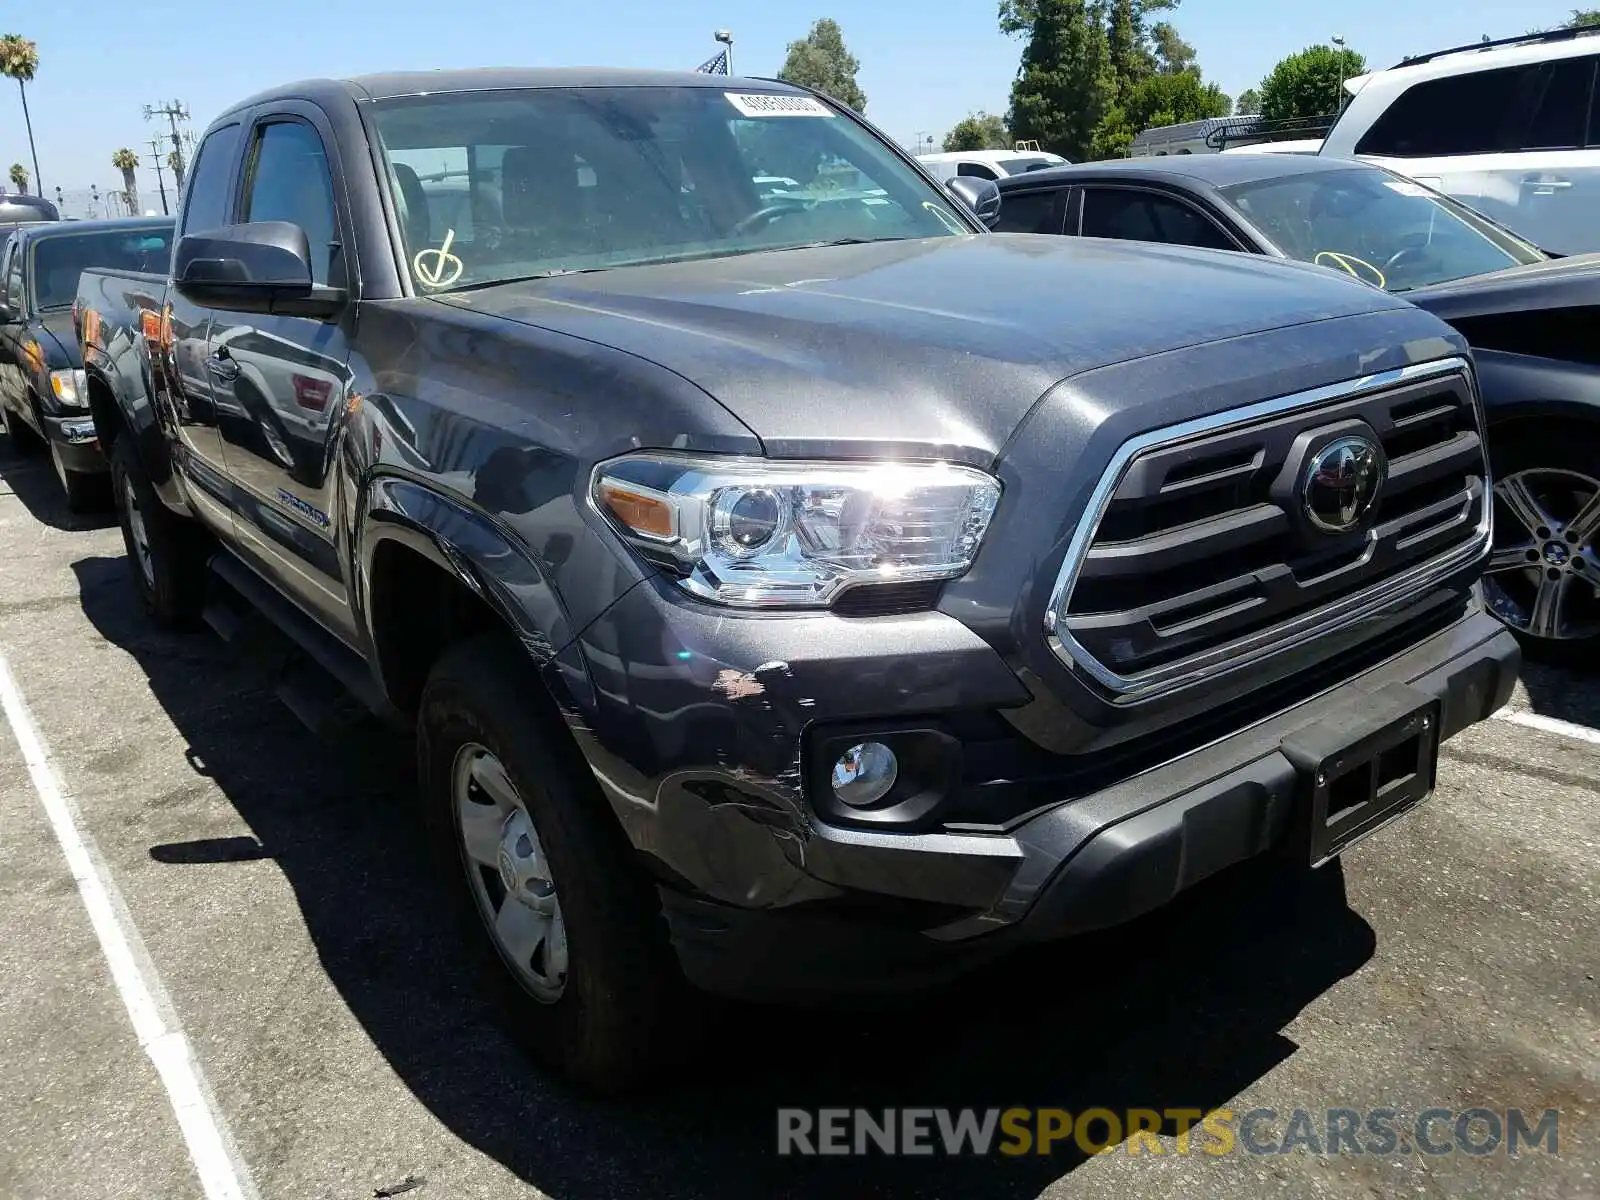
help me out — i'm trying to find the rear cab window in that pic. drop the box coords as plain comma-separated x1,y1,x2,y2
1080,187,1236,251
180,122,243,236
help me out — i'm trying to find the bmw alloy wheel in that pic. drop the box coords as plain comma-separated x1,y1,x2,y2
452,742,569,1002
1484,468,1600,643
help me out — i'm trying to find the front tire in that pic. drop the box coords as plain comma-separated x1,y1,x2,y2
417,636,691,1094
110,437,209,628
51,441,111,513
1483,422,1600,663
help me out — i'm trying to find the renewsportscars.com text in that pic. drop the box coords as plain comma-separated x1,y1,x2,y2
776,1106,1560,1158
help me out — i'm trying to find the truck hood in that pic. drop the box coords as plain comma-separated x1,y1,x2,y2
1404,252,1600,322
441,234,1410,462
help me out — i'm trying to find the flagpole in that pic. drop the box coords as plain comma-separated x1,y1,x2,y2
715,29,734,75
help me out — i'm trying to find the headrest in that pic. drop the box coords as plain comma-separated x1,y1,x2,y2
390,162,431,246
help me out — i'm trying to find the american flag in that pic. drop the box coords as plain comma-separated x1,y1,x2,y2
695,48,729,74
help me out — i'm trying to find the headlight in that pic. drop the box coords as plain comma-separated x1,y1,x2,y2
49,368,88,406
592,454,1001,608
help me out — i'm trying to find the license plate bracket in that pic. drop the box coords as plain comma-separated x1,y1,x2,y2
1280,682,1440,868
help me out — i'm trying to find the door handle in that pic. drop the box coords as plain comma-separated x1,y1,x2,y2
205,349,240,382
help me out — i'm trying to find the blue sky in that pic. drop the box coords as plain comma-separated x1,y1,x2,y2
4,0,1587,205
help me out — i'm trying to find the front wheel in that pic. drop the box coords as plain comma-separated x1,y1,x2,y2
1483,424,1600,662
51,441,111,513
417,636,692,1094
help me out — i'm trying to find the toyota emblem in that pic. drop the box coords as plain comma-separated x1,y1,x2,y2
1302,435,1386,534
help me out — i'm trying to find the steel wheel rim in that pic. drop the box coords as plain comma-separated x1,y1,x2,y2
451,742,568,1003
1484,467,1600,643
123,478,156,588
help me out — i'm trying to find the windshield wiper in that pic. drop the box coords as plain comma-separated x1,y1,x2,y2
441,267,614,293
766,236,913,252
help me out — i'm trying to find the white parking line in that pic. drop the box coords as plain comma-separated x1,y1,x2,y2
0,651,258,1200
1492,707,1600,745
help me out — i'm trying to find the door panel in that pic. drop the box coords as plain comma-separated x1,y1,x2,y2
164,120,244,539
213,112,357,642
1368,151,1600,255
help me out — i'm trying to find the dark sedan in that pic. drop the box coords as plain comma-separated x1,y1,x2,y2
997,155,1600,660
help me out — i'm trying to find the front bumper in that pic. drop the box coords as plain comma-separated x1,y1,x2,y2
646,610,1517,1001
45,413,107,474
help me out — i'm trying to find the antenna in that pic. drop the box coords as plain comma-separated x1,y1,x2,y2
144,99,192,194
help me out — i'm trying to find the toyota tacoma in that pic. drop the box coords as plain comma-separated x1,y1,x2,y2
74,68,1518,1092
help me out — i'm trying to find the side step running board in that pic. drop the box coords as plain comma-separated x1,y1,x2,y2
207,550,400,729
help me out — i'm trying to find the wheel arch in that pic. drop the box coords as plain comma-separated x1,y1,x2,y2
360,476,592,729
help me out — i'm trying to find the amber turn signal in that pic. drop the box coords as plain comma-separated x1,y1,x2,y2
598,482,675,539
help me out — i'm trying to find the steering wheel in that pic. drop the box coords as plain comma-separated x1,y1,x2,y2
731,198,810,237
1312,250,1388,289
1382,244,1433,277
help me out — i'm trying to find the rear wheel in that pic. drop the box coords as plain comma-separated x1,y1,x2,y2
417,635,692,1094
110,437,209,628
1483,424,1600,662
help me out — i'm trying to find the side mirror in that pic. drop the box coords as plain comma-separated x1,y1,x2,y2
945,177,1002,229
173,221,345,318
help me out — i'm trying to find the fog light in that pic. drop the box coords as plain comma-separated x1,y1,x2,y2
831,741,898,808
60,419,97,444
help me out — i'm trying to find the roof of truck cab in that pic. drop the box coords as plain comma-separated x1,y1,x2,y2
219,69,811,114
995,153,1365,192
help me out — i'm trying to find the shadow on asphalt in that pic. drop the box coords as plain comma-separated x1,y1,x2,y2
0,434,117,532
1518,660,1600,728
72,549,1380,1199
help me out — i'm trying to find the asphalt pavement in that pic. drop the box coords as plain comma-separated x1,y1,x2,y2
0,438,1595,1200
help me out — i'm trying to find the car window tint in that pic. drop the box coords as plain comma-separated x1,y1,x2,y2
1525,56,1597,150
1081,188,1234,250
993,188,1061,234
957,162,998,180
178,122,241,237
1355,63,1561,157
242,121,342,286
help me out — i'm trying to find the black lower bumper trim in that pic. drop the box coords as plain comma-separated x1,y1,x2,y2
664,612,1519,1002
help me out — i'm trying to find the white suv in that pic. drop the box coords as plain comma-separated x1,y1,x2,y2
1321,27,1600,255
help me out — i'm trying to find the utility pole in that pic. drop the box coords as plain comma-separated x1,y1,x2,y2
144,99,192,192
146,136,170,215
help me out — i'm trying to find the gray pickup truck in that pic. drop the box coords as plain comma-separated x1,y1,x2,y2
76,67,1517,1093
0,216,173,507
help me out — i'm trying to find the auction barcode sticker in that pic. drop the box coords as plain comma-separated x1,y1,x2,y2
726,92,835,117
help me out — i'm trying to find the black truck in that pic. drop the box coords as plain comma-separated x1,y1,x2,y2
76,68,1517,1092
0,216,174,507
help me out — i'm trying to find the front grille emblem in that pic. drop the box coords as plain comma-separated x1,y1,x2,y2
1302,435,1386,534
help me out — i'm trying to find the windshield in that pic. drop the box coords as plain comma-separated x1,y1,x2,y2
31,227,173,310
368,86,972,294
1219,167,1545,292
996,155,1063,174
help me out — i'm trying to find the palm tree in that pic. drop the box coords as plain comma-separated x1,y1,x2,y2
166,149,185,191
0,35,41,196
113,147,141,215
8,162,28,194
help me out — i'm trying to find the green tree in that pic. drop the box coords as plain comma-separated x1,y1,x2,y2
777,18,866,112
8,162,27,194
944,111,1011,151
1235,87,1261,115
0,34,41,196
1565,9,1600,26
1005,0,1116,161
1258,44,1367,123
1091,68,1229,157
1150,20,1196,73
112,148,141,215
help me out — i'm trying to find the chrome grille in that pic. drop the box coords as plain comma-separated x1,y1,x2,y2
1045,358,1490,702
